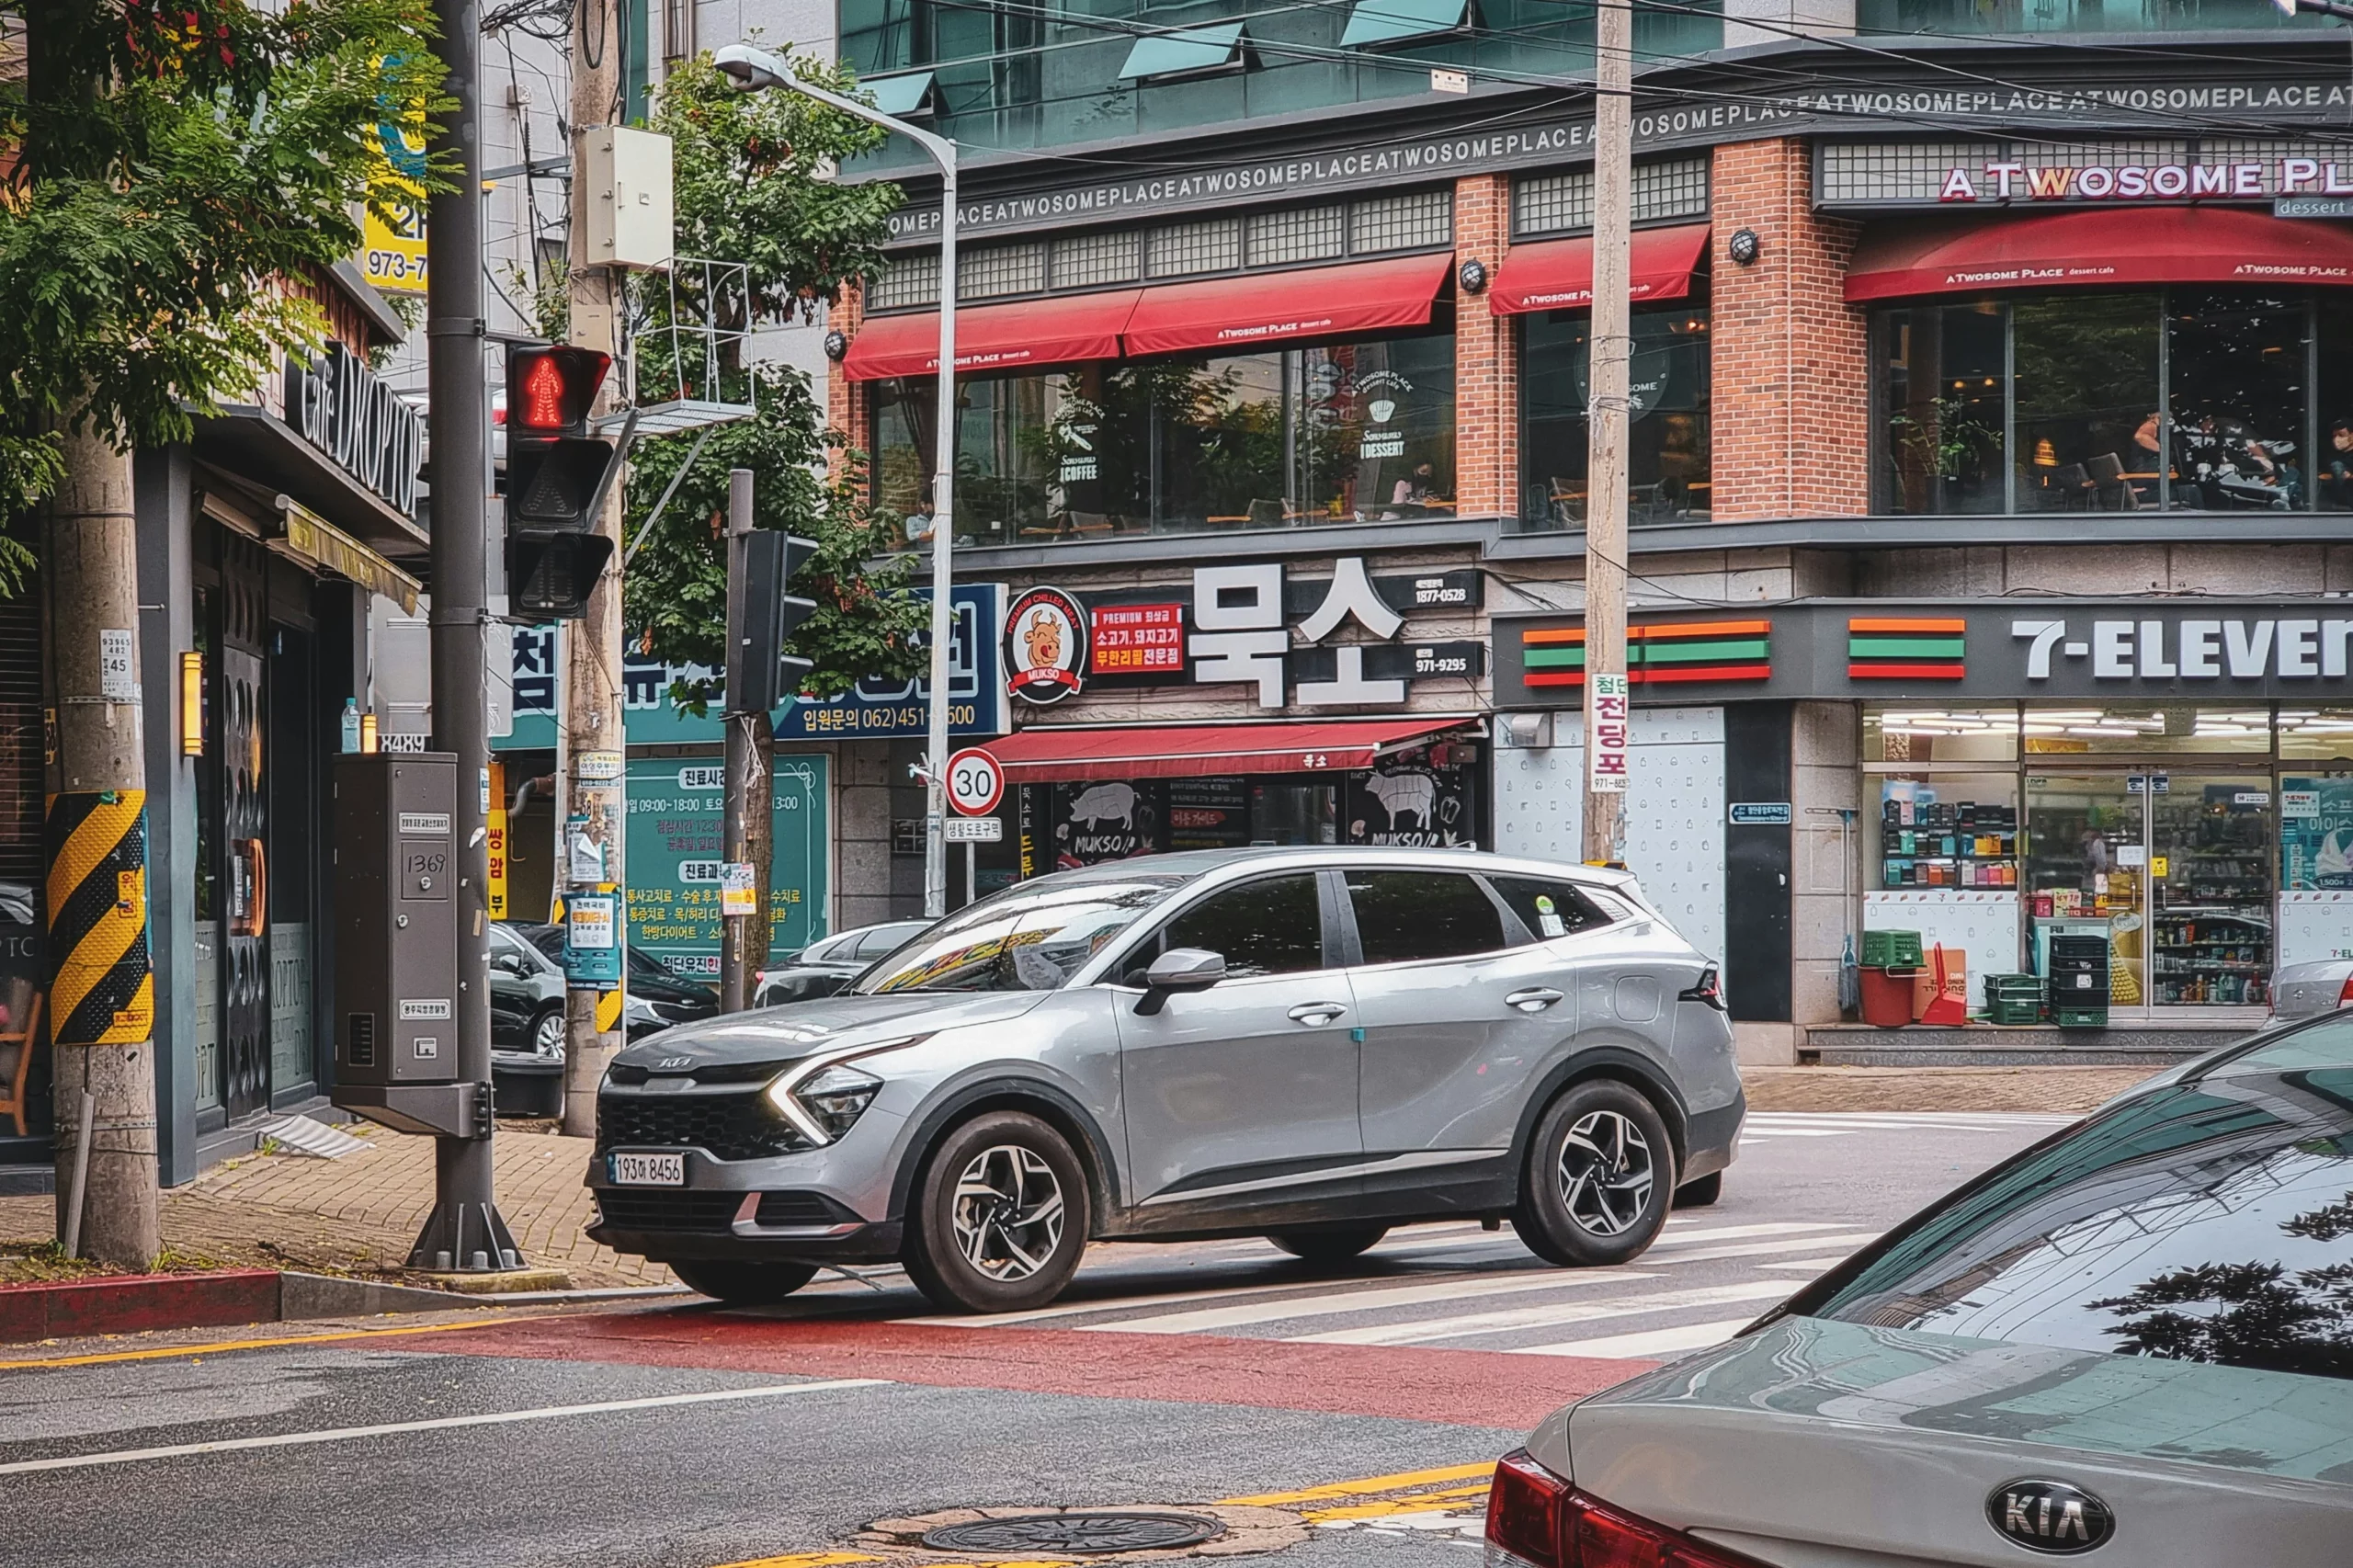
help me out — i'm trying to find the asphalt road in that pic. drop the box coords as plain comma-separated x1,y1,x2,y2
2,1111,2071,1568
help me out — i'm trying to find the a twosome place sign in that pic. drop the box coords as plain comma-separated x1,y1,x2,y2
1495,600,2353,706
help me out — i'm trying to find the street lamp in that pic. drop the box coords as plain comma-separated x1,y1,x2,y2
714,42,961,921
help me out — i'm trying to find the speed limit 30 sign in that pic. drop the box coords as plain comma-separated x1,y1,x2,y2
946,746,1005,816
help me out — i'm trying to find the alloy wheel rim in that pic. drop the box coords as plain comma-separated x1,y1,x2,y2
1556,1109,1654,1237
950,1144,1066,1282
535,1012,565,1056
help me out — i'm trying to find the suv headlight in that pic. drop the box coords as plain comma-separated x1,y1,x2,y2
767,1062,882,1142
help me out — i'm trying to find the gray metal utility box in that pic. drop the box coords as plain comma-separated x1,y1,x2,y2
332,752,460,1086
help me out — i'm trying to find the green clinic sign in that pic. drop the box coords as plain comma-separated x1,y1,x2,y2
624,754,830,979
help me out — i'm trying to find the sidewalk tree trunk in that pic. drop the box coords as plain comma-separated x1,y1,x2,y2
4,4,446,1262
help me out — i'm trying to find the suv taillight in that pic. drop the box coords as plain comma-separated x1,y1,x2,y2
1678,964,1726,1011
1484,1452,1769,1568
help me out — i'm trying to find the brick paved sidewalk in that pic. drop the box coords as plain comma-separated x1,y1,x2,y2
1742,1063,2164,1114
0,1123,670,1290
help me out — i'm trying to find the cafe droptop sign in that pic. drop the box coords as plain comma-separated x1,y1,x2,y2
1495,599,2353,706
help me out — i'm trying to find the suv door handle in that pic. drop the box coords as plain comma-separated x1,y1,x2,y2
1288,1002,1348,1026
1506,987,1566,1013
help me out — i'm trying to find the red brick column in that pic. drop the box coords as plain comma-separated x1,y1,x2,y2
828,280,870,483
1452,174,1518,519
1708,140,1870,522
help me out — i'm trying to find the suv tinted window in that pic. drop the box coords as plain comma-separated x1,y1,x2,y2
1487,876,1613,939
1347,871,1506,966
1793,1068,2353,1381
855,924,923,960
1152,873,1324,980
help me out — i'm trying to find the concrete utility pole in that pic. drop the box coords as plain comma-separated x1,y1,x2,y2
41,425,161,1268
1581,0,1633,868
561,0,630,1131
718,470,767,1014
414,0,519,1268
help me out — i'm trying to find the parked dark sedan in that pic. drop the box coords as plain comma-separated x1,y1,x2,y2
512,923,721,1042
751,919,931,1007
488,922,566,1055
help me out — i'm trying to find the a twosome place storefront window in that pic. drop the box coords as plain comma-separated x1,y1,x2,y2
1874,288,2353,515
1521,306,1711,528
1865,702,2353,1016
870,332,1456,544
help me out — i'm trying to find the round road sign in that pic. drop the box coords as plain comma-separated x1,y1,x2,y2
946,746,1005,816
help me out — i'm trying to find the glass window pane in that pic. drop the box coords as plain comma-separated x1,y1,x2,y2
2281,710,2353,760
1347,870,1506,963
2168,290,2309,512
2023,703,2271,756
1299,335,1455,523
858,874,1186,993
1521,307,1711,528
1876,301,2006,515
1487,875,1613,938
1159,873,1325,978
1800,1074,2353,1383
2014,293,2159,513
1863,704,2020,766
2316,297,2353,513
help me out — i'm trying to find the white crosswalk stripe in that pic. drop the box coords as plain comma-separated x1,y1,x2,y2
1069,1270,1664,1336
1529,1317,1759,1359
1300,1278,1797,1347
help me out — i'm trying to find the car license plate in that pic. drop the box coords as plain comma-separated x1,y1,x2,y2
608,1151,686,1186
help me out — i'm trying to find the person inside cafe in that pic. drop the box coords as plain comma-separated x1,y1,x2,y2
2322,420,2353,510
1389,461,1443,516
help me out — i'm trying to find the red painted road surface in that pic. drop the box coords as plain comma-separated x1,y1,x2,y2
402,1308,1656,1430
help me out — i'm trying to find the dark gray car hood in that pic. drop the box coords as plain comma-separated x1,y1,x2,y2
1531,1317,2353,1566
611,990,1048,1070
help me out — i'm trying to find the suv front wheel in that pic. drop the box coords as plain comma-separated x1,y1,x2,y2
904,1110,1090,1313
1513,1080,1677,1267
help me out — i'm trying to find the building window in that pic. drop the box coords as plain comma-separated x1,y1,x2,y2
1053,230,1142,290
1248,205,1347,268
1146,217,1245,278
1513,158,1711,239
1520,307,1711,528
1349,189,1453,255
870,251,940,312
959,242,1049,301
869,329,1455,544
1873,288,2353,515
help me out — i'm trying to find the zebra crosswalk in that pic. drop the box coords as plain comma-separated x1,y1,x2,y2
1740,1109,2078,1141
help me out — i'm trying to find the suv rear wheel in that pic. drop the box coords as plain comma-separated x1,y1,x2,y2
669,1259,818,1304
1513,1080,1677,1267
904,1110,1089,1313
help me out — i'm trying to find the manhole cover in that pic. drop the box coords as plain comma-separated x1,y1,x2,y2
921,1512,1226,1555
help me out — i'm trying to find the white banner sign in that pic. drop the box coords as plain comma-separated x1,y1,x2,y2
1586,672,1631,795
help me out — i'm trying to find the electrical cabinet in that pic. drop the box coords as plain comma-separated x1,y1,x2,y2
332,753,460,1086
581,125,674,271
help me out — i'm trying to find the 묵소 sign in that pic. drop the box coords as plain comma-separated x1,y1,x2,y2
625,754,830,978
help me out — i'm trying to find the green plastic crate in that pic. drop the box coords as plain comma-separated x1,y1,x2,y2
1861,929,1924,970
1986,999,2042,1027
1984,972,2044,1003
2053,1006,2109,1029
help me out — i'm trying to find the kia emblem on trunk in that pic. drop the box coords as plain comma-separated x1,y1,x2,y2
1988,1481,2113,1553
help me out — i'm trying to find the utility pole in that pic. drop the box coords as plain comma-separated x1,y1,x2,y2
413,0,519,1269
1581,0,1633,867
40,422,161,1269
719,470,764,1014
561,0,630,1130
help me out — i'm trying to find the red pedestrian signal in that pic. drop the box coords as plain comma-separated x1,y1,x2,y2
506,345,611,437
503,344,620,619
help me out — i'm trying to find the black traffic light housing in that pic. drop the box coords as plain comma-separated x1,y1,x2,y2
504,345,620,619
726,530,819,716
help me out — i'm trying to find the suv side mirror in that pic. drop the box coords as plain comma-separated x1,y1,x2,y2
1134,947,1226,1016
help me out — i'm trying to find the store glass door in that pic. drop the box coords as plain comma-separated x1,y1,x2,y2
2026,771,2275,1017
2024,774,2147,1016
2147,776,2274,1008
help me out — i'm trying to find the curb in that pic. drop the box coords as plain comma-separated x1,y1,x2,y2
0,1269,693,1344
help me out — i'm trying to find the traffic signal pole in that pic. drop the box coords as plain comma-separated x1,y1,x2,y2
562,0,629,1132
719,470,761,1014
415,0,520,1270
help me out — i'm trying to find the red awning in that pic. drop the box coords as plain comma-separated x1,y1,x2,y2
981,719,1467,782
1121,255,1453,358
843,290,1140,382
1846,207,2353,302
1490,223,1711,316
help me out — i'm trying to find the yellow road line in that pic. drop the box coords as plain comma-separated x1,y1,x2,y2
1220,1460,1497,1506
1302,1482,1494,1523
710,1554,884,1568
0,1312,549,1371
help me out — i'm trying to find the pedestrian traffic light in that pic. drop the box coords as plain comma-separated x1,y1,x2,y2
503,345,620,619
726,530,819,715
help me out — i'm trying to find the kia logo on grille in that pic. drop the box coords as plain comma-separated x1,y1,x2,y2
1988,1480,2113,1554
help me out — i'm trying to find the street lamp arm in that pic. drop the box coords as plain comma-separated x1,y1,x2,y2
710,44,959,170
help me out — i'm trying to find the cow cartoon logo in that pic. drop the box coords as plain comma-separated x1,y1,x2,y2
1006,586,1088,706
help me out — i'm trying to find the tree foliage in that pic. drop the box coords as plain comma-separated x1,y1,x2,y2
0,1,449,584
621,48,921,707
2095,1189,2353,1380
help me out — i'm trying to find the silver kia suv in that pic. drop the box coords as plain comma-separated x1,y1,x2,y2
587,846,1745,1313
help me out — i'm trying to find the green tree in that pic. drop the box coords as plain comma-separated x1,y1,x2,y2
2,2,449,584
622,49,922,704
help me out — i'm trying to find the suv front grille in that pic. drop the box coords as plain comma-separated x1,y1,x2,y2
595,1189,744,1233
596,1089,809,1161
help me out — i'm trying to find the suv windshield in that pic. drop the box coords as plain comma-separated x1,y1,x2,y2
1790,1015,2353,1381
855,874,1188,994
